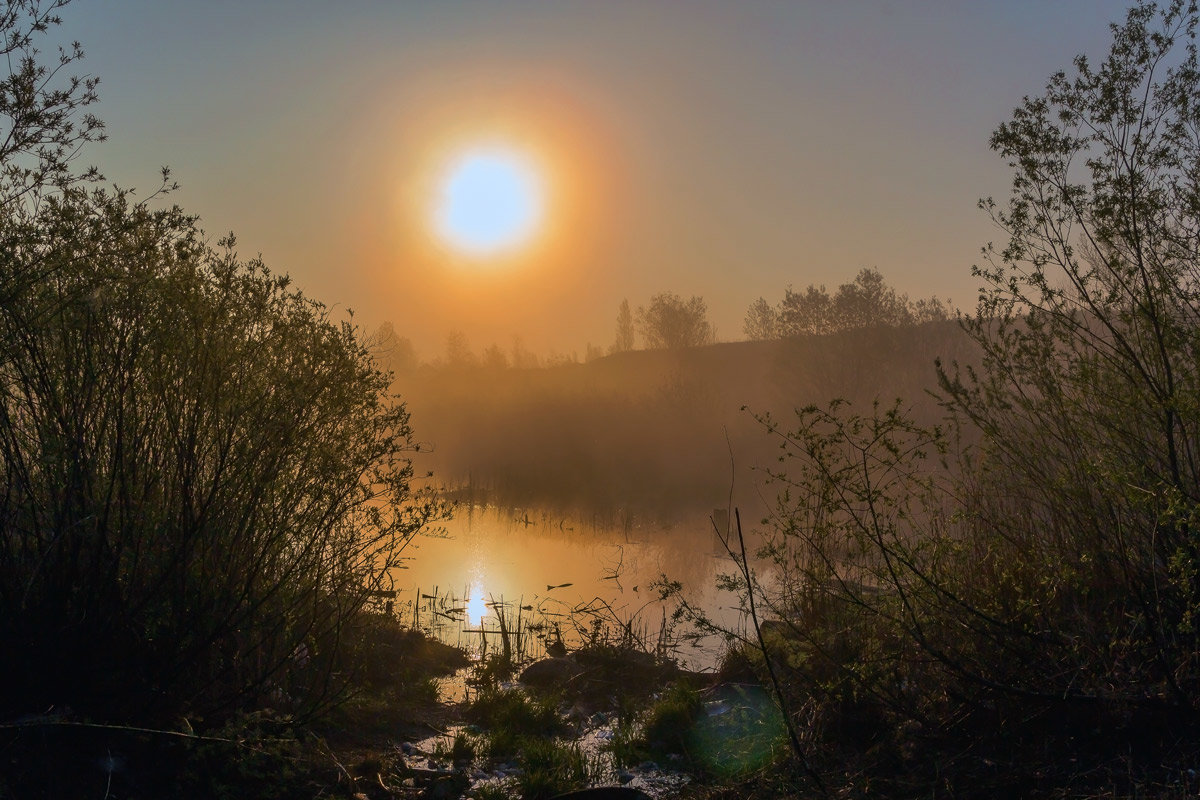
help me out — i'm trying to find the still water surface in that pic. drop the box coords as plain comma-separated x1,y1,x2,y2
392,506,749,669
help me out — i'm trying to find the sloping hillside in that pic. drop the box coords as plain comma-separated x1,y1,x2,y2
399,320,976,517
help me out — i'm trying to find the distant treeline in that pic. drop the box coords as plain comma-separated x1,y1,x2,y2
372,268,952,372
743,266,954,340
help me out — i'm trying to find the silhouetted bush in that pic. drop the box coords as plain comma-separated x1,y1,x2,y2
676,3,1200,796
0,184,441,733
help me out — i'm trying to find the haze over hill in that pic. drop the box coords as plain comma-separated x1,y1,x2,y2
401,319,977,519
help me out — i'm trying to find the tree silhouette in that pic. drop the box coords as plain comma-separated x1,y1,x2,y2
0,2,440,727
778,284,834,336
743,296,780,340
753,269,951,338
612,297,635,353
830,267,912,328
444,329,477,368
637,291,714,349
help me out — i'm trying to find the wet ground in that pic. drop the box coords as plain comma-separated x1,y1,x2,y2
394,683,694,799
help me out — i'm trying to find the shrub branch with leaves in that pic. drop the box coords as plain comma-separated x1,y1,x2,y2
0,1,442,728
0,186,442,725
673,2,1200,794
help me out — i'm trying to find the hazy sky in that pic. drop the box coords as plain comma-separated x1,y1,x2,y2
62,1,1131,358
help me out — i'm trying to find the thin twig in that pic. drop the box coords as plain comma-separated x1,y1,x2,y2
716,508,827,796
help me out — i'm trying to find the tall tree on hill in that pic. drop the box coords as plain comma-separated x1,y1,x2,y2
637,291,714,350
444,329,476,368
612,298,635,353
830,267,913,328
743,296,780,340
778,284,834,336
369,320,418,374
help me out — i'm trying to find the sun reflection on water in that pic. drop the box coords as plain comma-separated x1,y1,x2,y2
466,585,488,625
405,507,737,670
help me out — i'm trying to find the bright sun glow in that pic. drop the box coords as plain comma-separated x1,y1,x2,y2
466,586,488,625
436,148,544,255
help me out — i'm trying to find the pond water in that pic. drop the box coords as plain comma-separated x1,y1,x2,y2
388,505,751,671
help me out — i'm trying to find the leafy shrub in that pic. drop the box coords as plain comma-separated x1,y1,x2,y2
0,185,443,726
681,4,1200,794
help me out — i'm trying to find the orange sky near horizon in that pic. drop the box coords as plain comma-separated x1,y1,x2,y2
365,75,625,353
64,1,1135,360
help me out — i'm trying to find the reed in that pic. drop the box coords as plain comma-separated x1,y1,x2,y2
394,580,683,673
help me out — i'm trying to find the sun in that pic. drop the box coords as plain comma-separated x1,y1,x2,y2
436,147,544,256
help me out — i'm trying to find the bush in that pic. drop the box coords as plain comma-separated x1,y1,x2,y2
683,3,1200,794
0,186,442,725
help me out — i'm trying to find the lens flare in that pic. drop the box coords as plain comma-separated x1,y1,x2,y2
688,684,787,778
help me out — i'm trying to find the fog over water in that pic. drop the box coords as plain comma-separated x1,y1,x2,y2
392,321,979,665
